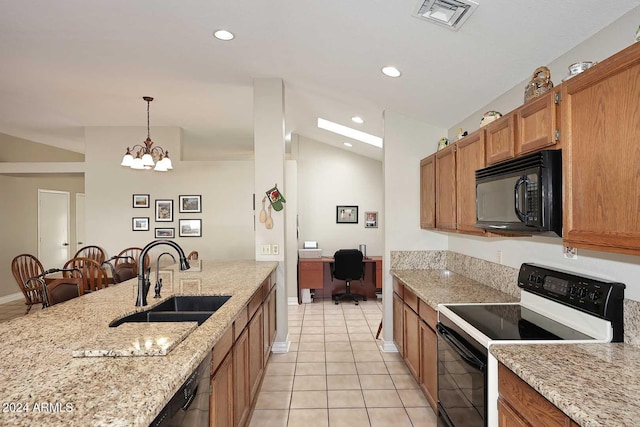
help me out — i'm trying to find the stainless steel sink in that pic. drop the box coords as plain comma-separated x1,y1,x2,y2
109,295,231,327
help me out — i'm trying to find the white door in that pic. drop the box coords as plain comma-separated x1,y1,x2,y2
75,193,85,253
38,189,70,269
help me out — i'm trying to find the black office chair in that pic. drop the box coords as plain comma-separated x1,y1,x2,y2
330,249,366,305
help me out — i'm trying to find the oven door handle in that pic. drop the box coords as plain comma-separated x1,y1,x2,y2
437,324,486,372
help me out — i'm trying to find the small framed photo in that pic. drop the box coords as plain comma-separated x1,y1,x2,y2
179,219,202,237
179,195,202,213
154,227,175,239
155,199,174,222
132,217,149,231
365,211,378,228
132,194,150,208
336,205,358,224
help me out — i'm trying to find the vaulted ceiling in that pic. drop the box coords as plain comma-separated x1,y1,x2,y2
1,0,638,161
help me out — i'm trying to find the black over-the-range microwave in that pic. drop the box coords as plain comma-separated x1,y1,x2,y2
475,149,562,236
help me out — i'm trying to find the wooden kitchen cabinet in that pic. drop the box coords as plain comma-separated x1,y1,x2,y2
248,305,264,402
562,42,640,256
263,285,277,366
485,112,516,165
456,129,485,235
403,303,420,379
435,144,457,231
233,327,250,427
418,300,438,411
516,89,561,155
420,154,436,229
393,282,404,356
498,362,577,427
210,351,234,427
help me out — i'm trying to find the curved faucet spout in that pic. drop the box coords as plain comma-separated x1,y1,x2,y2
136,240,190,306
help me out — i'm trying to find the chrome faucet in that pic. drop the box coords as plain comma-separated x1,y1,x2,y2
154,252,176,299
136,240,190,306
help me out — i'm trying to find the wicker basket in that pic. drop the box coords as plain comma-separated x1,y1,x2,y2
524,66,553,103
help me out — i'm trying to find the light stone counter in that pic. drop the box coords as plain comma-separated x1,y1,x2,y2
491,343,640,426
391,269,518,308
0,259,277,427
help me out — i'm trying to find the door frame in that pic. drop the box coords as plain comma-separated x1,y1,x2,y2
37,189,71,264
75,192,85,254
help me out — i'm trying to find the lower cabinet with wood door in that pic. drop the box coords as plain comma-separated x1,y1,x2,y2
210,272,278,427
393,278,438,412
498,362,579,427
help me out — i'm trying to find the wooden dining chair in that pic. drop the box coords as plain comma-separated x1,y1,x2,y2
187,250,199,260
43,275,84,307
73,245,107,264
11,253,46,313
63,257,108,293
107,247,150,283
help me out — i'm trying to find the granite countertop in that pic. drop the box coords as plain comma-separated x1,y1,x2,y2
491,343,640,426
0,259,277,427
391,269,518,308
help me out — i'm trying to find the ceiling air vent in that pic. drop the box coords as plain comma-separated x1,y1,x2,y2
413,0,479,31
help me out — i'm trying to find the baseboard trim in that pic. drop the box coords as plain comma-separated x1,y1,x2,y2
272,336,291,353
379,339,399,353
0,292,23,305
287,297,299,306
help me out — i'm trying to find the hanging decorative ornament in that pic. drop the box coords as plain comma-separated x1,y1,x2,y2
259,197,267,223
265,184,286,211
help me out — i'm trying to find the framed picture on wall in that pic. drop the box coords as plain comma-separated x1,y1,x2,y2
132,194,150,208
179,195,202,213
336,205,358,224
365,211,378,228
155,199,174,222
154,227,175,239
132,217,149,231
179,219,202,237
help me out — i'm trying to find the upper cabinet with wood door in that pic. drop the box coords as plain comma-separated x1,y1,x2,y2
516,89,561,155
456,129,485,234
435,144,457,231
420,154,436,229
562,42,640,255
485,112,516,165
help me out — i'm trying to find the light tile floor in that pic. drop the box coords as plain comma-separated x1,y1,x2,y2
248,299,438,427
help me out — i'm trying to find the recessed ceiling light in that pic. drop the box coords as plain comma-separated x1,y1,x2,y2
351,116,364,124
344,142,353,147
382,66,401,78
317,118,383,148
213,29,235,41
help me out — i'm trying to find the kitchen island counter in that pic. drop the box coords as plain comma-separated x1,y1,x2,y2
491,342,640,426
0,259,277,427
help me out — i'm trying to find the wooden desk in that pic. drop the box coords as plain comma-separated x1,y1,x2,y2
298,256,382,300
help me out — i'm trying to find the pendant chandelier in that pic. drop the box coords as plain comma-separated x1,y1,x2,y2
120,96,173,171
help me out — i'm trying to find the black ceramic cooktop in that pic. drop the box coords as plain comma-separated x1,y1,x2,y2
447,304,595,341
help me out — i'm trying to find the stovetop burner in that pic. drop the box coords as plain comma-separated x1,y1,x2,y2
447,303,595,341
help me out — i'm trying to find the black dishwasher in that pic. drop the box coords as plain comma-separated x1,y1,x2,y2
150,351,212,427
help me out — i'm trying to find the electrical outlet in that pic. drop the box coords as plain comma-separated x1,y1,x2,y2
260,244,271,255
272,244,279,255
563,246,578,259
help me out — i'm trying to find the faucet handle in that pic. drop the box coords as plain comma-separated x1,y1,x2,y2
154,278,163,299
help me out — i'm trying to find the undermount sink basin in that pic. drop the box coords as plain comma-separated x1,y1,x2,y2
109,295,231,328
149,295,231,312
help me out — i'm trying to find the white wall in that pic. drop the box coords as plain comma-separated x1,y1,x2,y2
84,126,255,262
296,135,383,256
381,110,446,348
447,6,640,300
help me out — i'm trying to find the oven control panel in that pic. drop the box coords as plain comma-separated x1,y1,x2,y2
518,263,625,323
